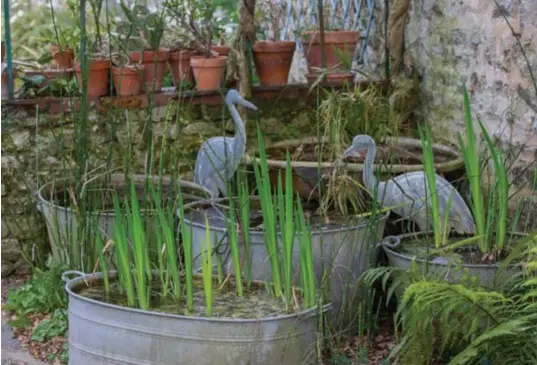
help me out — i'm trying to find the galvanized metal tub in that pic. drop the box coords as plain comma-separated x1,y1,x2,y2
181,197,390,329
37,174,211,264
64,270,331,365
380,232,525,290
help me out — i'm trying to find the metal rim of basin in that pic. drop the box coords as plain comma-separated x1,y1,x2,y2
245,136,464,173
380,231,530,269
36,173,212,218
63,270,332,323
181,196,391,235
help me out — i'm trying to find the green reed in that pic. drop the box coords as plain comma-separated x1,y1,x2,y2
251,125,282,297
177,187,194,312
458,85,509,252
227,198,243,297
276,152,296,309
238,177,252,287
201,216,213,317
112,192,135,307
296,196,316,308
418,86,510,253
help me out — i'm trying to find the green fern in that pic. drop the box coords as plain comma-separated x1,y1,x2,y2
361,233,537,365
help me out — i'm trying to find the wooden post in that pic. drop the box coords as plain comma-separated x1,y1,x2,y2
236,0,256,103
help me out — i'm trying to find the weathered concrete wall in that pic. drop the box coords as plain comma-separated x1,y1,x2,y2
0,97,316,276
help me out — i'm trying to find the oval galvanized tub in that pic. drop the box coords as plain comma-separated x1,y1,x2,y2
181,198,390,330
64,271,331,365
36,174,211,264
380,232,526,290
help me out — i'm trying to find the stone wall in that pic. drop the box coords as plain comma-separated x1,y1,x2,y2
1,92,318,276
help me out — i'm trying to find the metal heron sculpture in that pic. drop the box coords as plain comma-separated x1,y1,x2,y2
343,135,476,234
194,89,258,199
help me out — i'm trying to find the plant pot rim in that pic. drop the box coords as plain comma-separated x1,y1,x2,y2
244,136,465,174
74,58,111,71
170,50,199,60
130,48,170,62
301,29,361,43
181,196,391,235
380,231,529,269
112,65,146,73
252,41,297,52
190,55,227,67
64,270,332,323
36,173,212,217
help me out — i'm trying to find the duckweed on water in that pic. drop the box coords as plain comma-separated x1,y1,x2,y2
78,277,302,319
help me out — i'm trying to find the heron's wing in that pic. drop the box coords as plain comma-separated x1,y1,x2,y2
194,137,237,186
384,172,475,234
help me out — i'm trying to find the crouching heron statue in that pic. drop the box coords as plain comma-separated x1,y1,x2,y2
194,89,258,199
343,135,476,234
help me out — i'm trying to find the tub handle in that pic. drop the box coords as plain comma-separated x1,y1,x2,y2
377,235,401,249
62,270,86,283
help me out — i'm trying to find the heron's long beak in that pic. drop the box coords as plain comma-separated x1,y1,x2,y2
237,97,258,111
343,146,360,159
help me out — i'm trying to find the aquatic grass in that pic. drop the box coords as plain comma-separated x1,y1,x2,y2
112,193,135,307
127,182,150,310
238,178,252,287
296,196,316,308
252,125,282,297
201,216,213,317
458,85,486,251
417,86,512,255
276,152,297,309
227,198,243,297
177,188,194,312
150,183,181,300
418,124,441,248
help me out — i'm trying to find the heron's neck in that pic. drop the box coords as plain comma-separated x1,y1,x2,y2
228,101,246,157
363,144,379,192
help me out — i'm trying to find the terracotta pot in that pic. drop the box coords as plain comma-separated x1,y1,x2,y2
305,72,355,87
190,56,227,92
130,49,170,92
169,50,198,86
50,45,75,69
301,30,360,72
112,65,144,97
211,45,230,57
74,58,111,99
252,41,296,87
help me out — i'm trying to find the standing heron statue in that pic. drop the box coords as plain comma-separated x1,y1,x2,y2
194,89,258,199
343,135,476,234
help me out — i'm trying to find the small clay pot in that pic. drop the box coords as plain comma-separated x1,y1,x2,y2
190,56,227,92
169,50,198,86
252,41,296,87
301,30,360,72
112,65,144,97
211,45,230,57
74,58,111,99
50,45,75,69
130,49,170,92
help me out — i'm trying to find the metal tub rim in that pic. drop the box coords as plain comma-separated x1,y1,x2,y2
380,231,530,269
181,196,391,236
37,174,212,218
64,270,332,324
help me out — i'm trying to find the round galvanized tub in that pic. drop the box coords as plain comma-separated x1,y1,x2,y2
380,232,526,291
64,271,331,365
181,197,390,329
245,136,467,201
37,174,211,264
